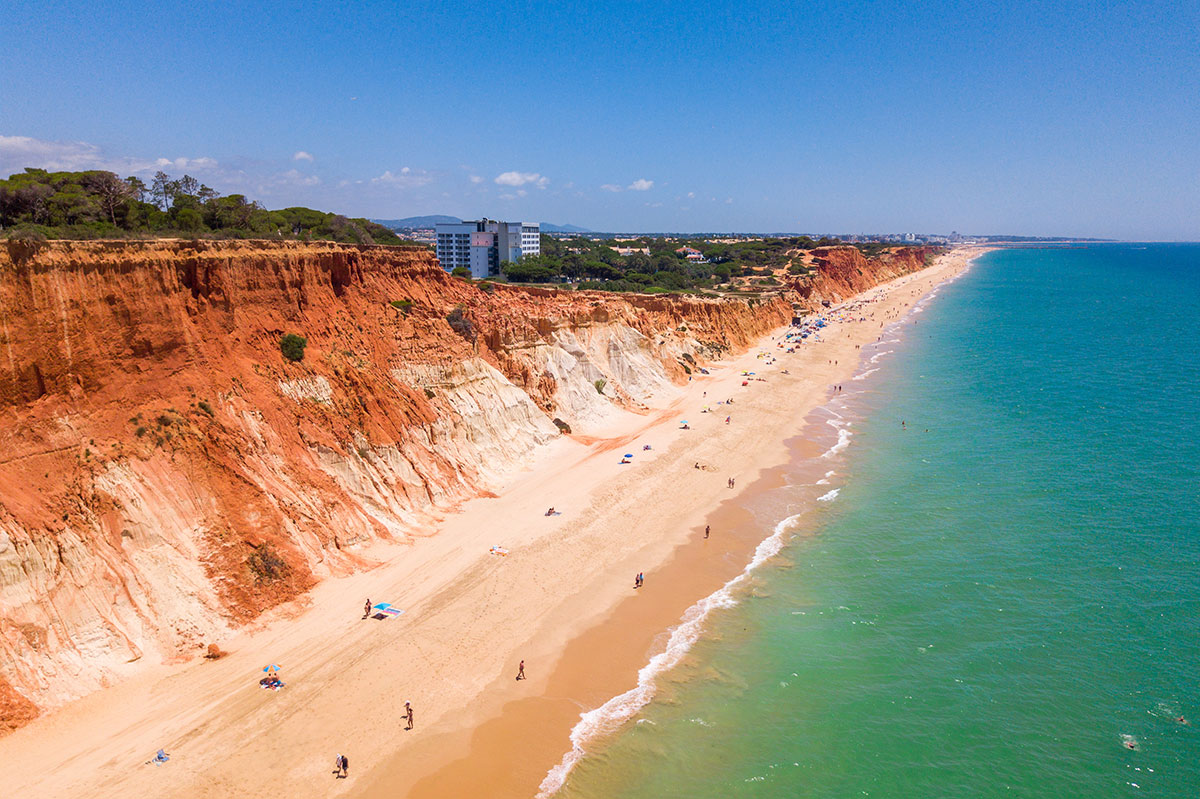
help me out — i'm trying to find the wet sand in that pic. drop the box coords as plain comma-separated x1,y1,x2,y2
0,248,983,799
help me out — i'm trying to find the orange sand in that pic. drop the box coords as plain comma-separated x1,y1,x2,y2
0,248,985,799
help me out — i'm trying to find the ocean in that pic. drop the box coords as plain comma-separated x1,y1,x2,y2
552,244,1200,798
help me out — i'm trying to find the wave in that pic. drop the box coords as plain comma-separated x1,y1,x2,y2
851,368,880,382
535,512,804,798
817,488,840,502
822,426,852,458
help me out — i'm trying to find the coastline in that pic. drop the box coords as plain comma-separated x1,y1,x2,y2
358,247,987,799
0,247,985,799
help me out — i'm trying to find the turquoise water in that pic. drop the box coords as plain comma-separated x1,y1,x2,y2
559,245,1200,798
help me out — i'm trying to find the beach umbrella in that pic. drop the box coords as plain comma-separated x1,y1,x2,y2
624,454,633,458
680,420,689,424
263,664,281,673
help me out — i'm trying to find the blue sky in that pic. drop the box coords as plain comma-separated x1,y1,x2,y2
2,0,1198,238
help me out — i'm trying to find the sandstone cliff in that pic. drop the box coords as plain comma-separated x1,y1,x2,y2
795,245,936,308
0,239,928,730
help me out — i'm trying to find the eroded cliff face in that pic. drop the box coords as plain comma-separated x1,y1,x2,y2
0,239,928,729
794,245,936,309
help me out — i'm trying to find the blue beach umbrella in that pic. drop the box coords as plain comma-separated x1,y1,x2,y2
263,664,281,673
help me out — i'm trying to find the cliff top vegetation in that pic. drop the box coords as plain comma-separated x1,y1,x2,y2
500,233,848,293
0,168,420,247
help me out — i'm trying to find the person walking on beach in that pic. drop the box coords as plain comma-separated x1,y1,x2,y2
363,599,372,619
340,753,349,778
705,524,710,539
405,701,414,730
517,660,526,681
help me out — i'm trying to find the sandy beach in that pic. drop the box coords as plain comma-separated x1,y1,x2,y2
0,247,984,799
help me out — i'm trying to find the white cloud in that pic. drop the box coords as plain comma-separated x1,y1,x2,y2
628,178,654,191
499,192,517,200
0,135,222,178
495,170,548,188
517,189,528,197
293,151,314,162
469,174,484,184
154,156,219,171
600,183,622,192
0,135,104,172
371,167,433,188
0,134,241,182
277,169,321,187
687,191,695,199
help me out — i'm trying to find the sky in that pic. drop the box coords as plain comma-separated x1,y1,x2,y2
2,0,1198,238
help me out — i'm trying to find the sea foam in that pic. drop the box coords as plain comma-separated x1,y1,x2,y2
535,511,804,798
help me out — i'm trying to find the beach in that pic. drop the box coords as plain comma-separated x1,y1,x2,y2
0,248,981,799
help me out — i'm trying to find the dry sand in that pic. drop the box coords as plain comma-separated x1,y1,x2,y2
0,247,985,799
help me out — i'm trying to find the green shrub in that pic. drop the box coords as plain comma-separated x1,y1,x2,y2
246,543,289,583
390,299,413,315
280,333,307,362
423,387,435,399
594,379,606,395
445,306,475,340
198,400,214,417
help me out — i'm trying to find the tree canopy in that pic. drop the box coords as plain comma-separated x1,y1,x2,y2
498,233,844,293
0,168,418,246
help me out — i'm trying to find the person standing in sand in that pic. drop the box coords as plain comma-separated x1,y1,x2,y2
517,660,525,680
705,524,710,539
364,599,371,619
405,701,414,730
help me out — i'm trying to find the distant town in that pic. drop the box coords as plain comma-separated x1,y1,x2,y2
365,215,1107,293
373,215,1097,250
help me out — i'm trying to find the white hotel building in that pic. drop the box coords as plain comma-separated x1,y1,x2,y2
435,219,540,279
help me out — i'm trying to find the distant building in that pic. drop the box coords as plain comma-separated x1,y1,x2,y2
675,246,705,262
435,219,541,279
613,246,650,256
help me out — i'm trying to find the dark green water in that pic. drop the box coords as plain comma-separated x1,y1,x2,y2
554,245,1200,798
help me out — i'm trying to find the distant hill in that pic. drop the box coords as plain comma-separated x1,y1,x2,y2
541,222,592,233
372,215,462,229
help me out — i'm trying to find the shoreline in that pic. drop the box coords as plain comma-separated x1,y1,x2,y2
357,248,988,799
0,248,986,799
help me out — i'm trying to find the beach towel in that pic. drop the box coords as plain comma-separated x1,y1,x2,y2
489,546,509,556
371,602,405,619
